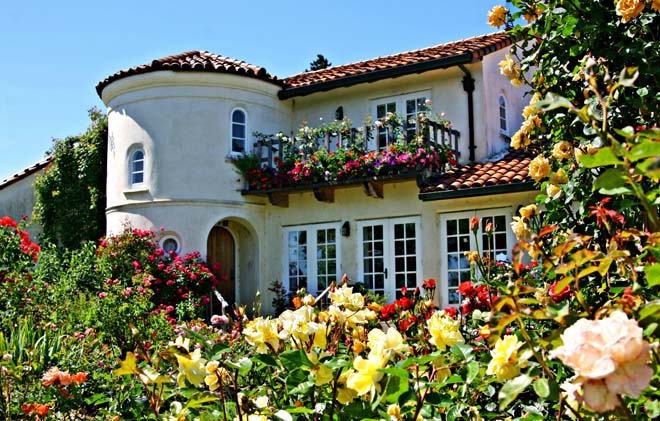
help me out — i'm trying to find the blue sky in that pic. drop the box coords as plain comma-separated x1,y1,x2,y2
0,0,500,180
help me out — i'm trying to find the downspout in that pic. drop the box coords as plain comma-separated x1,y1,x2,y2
458,64,476,162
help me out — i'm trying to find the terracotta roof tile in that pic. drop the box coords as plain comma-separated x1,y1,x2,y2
0,156,52,191
96,51,281,97
419,150,533,198
97,33,512,99
281,32,511,92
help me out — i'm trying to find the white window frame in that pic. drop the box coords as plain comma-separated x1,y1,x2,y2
229,108,248,157
160,235,180,254
357,216,422,302
370,91,431,151
282,222,342,296
129,148,145,188
499,95,508,135
438,208,514,308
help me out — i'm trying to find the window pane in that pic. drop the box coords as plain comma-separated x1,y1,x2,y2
232,139,245,153
132,172,143,184
232,109,246,124
232,124,246,139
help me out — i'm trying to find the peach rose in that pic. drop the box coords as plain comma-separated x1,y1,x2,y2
616,0,645,22
529,155,550,182
550,311,654,413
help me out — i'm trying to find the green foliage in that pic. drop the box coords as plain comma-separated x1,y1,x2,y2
34,107,107,249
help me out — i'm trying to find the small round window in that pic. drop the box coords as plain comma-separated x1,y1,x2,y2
162,237,179,254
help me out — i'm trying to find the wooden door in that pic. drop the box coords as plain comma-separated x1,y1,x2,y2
207,226,236,312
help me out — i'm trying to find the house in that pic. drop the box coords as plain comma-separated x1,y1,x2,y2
0,157,51,238
93,32,536,310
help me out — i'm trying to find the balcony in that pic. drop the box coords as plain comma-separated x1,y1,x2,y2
235,115,460,207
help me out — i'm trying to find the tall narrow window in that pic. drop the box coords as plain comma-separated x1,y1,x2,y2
283,223,341,295
130,149,145,187
231,109,247,155
499,95,507,133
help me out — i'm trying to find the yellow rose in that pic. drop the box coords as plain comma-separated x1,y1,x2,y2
616,0,645,22
510,216,531,241
499,54,522,87
519,204,538,219
550,168,569,185
552,141,573,161
427,311,464,350
487,5,509,27
528,155,550,182
387,403,402,420
510,130,523,149
346,353,387,398
486,335,525,382
547,183,562,199
522,105,537,120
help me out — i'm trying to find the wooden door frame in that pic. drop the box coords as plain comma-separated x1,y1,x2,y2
209,223,239,305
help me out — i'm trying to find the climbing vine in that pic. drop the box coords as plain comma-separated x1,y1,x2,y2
34,107,107,248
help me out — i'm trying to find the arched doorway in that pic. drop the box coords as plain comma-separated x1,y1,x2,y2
207,226,236,312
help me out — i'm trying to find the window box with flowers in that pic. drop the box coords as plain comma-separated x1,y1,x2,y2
232,111,459,195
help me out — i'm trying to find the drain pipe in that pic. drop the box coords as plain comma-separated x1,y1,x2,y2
458,64,476,162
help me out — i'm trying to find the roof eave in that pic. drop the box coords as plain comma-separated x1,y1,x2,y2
418,181,536,201
278,52,474,100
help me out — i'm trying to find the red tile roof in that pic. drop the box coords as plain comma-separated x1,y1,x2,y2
280,32,512,97
419,150,534,200
0,156,52,191
96,33,512,99
96,51,281,97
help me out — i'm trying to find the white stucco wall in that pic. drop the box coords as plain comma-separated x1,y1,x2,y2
102,71,290,238
481,48,527,157
0,171,43,237
260,181,536,309
282,59,524,166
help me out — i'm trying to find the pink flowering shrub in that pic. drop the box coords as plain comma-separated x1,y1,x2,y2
97,228,223,321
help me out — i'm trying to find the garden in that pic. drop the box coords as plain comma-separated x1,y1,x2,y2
3,0,660,419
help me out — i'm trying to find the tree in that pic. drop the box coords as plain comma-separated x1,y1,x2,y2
306,54,331,71
34,108,107,249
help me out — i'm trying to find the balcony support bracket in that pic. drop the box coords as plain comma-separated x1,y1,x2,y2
363,180,384,198
313,187,335,203
268,192,289,208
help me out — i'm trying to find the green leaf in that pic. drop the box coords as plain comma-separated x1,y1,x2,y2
578,148,623,168
535,93,573,112
450,343,474,361
645,264,660,287
639,300,660,322
280,349,312,370
499,374,533,410
253,353,278,367
533,378,550,399
380,367,409,403
629,140,660,162
466,361,479,384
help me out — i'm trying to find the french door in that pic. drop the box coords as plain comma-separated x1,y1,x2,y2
357,217,421,301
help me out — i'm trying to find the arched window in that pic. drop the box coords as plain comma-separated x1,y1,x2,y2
130,149,145,187
231,109,247,155
498,95,507,134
